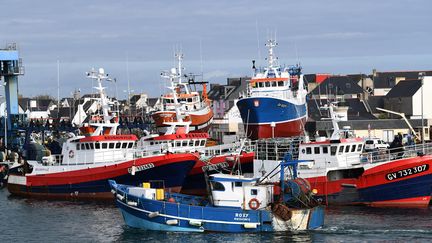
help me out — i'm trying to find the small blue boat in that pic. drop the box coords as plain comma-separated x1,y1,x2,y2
109,158,325,232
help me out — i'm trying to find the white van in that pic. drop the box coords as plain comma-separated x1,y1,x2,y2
364,138,389,151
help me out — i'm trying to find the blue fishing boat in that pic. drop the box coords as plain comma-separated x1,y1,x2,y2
109,156,325,232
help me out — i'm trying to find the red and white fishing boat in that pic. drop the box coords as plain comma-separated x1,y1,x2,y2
254,103,432,207
152,52,213,134
7,68,198,200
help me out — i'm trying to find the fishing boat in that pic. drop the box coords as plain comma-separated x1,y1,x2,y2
7,68,198,200
152,52,213,134
236,40,308,140
109,157,325,232
254,103,432,207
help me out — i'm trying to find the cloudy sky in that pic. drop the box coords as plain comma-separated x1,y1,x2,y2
1,0,431,99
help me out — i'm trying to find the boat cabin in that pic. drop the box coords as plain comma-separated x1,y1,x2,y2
44,135,137,165
209,173,274,210
298,138,364,169
138,131,208,153
161,92,203,112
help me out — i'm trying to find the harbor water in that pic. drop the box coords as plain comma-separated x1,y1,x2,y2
1,188,431,242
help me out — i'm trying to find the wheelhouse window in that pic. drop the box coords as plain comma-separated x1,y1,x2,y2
128,143,134,148
338,146,344,154
102,143,107,149
351,145,356,152
89,143,94,150
235,182,242,187
251,189,258,195
122,143,127,149
345,145,350,153
331,146,337,156
357,144,363,152
109,143,115,149
211,181,225,191
306,147,312,154
81,143,86,150
200,140,205,146
95,142,100,149
277,81,284,86
314,147,320,154
76,144,80,150
323,146,329,154
116,142,121,149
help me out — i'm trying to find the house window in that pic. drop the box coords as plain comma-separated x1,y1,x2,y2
116,142,121,149
314,147,320,154
351,145,356,152
278,81,284,86
271,81,277,87
251,189,258,195
306,147,312,154
200,140,206,146
109,143,115,149
345,145,350,153
357,144,363,152
95,142,100,149
128,143,134,148
338,146,344,154
122,143,127,149
81,143,86,150
76,144,80,150
235,182,242,187
89,143,94,150
102,143,108,149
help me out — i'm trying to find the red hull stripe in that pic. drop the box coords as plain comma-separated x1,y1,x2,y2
26,154,198,186
79,134,137,142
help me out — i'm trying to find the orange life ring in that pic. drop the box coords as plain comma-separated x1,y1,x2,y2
248,198,260,210
69,150,74,158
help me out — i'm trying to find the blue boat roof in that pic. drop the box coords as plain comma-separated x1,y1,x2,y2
0,50,19,61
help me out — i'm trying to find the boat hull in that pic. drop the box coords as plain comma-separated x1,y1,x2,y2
181,151,255,195
306,156,432,207
7,154,198,200
236,97,307,140
111,182,325,232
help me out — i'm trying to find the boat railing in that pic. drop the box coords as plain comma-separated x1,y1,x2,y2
251,138,301,161
361,143,432,164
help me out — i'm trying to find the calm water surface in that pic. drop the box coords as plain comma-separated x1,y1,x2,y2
1,188,431,242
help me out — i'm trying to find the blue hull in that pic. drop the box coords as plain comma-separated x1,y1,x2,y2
236,97,307,139
236,97,306,124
